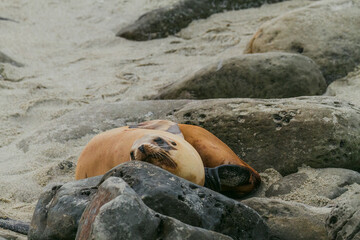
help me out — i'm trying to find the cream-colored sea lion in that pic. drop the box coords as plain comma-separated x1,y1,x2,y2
75,127,205,185
76,119,260,197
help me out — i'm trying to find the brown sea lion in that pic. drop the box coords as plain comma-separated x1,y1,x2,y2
75,127,205,185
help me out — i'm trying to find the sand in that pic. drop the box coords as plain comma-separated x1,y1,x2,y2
0,0,358,226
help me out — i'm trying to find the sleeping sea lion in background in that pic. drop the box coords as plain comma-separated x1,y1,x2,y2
76,120,260,197
75,127,205,186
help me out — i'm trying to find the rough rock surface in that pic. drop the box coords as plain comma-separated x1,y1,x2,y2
28,162,268,240
117,0,285,41
170,97,360,174
326,184,360,240
326,67,360,106
99,161,269,240
20,97,360,175
28,176,101,240
154,53,326,99
265,167,360,207
242,197,331,240
76,177,232,240
244,0,360,84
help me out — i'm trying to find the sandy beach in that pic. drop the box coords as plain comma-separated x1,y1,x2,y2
1,0,359,237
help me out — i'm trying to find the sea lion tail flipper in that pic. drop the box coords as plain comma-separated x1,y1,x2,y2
204,164,259,197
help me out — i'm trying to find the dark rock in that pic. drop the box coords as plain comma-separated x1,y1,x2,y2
28,176,101,240
117,0,285,41
0,52,23,67
265,168,360,207
0,218,29,235
76,177,232,240
242,197,331,240
154,53,326,99
265,172,308,197
326,184,360,240
244,0,360,84
100,161,269,240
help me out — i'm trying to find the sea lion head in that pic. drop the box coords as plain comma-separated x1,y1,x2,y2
130,133,205,186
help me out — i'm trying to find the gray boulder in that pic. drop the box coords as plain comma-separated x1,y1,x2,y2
244,0,360,84
99,161,269,240
76,177,232,240
117,0,285,41
154,53,326,99
170,97,360,174
29,162,268,240
265,167,360,207
242,197,331,240
326,183,360,240
28,176,101,240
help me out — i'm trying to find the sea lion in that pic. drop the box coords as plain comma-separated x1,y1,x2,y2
129,120,261,196
75,127,205,186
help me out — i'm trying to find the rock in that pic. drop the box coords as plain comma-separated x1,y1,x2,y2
21,97,360,175
242,197,331,240
265,167,360,207
28,176,101,240
117,0,285,41
0,52,23,67
326,183,360,240
244,0,360,84
0,218,29,235
326,67,360,107
76,177,232,240
99,161,269,240
154,53,326,99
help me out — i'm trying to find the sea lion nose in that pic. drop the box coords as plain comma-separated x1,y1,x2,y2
138,145,146,154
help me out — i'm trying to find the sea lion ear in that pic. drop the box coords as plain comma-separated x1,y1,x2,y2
129,120,184,137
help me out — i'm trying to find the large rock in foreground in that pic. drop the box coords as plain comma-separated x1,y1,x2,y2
244,0,360,84
117,0,285,41
98,161,268,240
77,177,231,240
28,162,269,240
28,176,101,240
154,53,326,99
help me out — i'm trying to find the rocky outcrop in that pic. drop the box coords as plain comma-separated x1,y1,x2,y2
265,167,360,207
29,162,269,240
76,177,232,240
28,176,101,240
19,97,360,175
117,0,285,41
170,97,360,175
154,53,326,99
326,184,360,240
244,0,360,84
242,198,331,240
99,161,268,240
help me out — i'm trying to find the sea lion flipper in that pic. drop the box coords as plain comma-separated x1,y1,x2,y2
204,165,251,195
129,120,183,137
